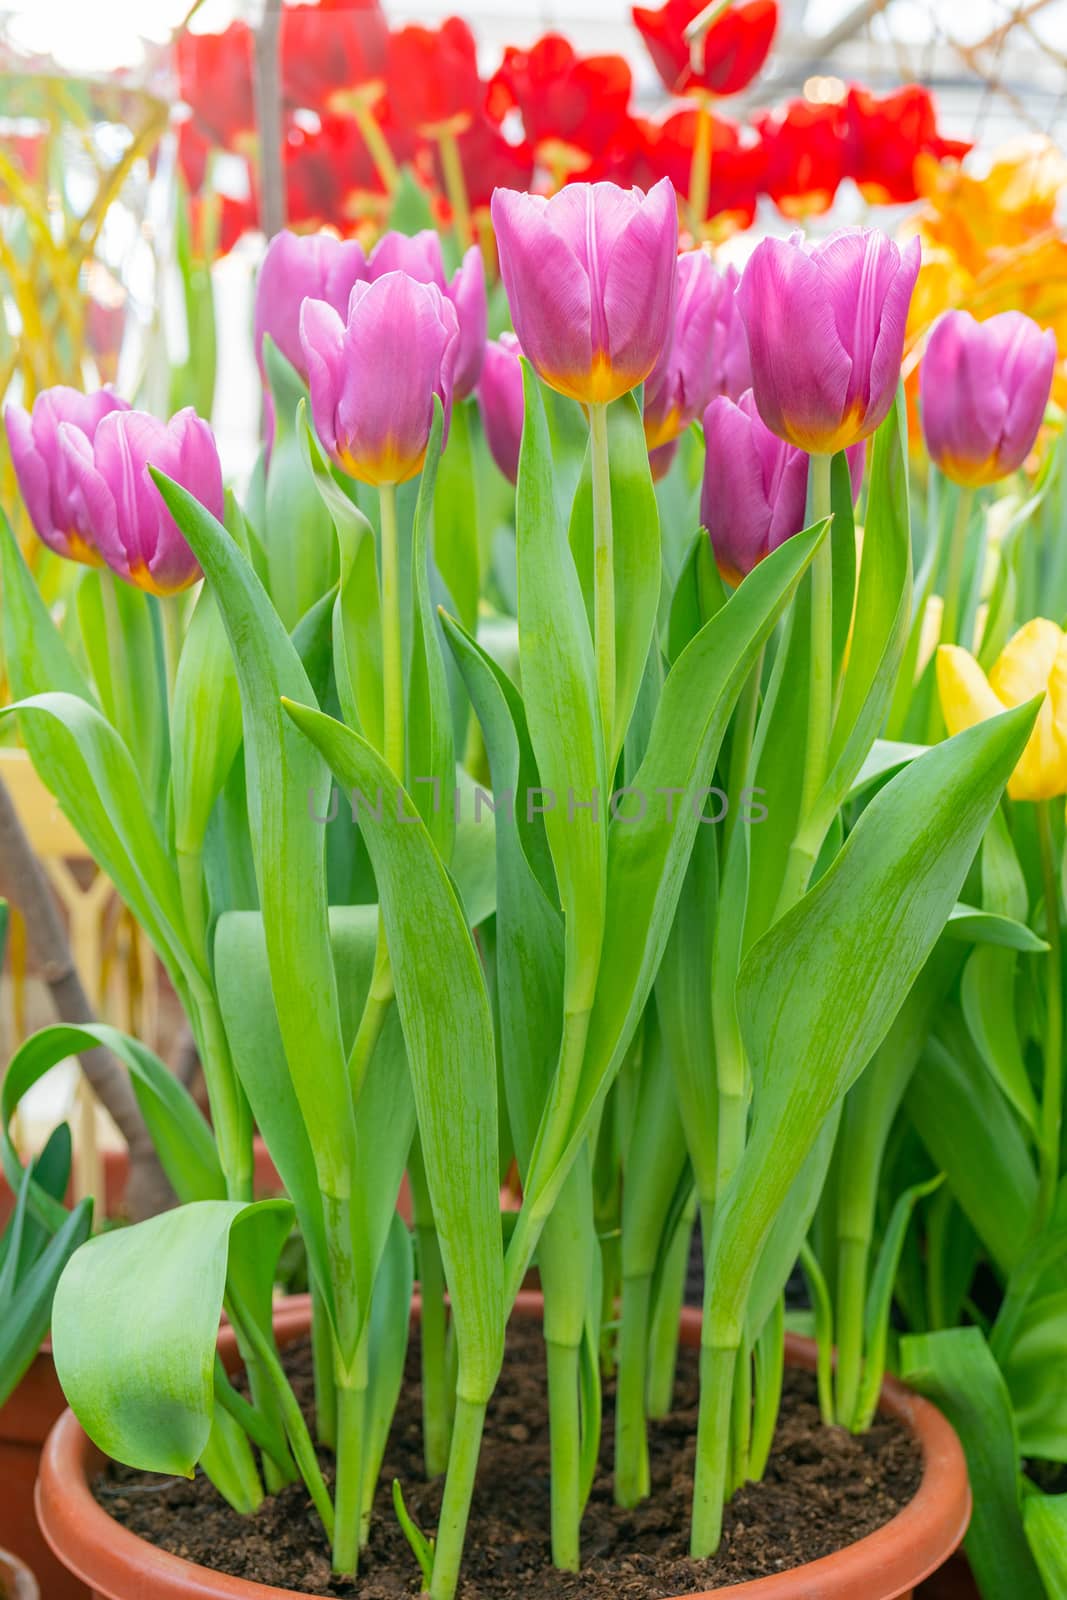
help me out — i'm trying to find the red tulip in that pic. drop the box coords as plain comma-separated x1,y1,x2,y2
486,34,632,171
176,22,257,152
281,0,389,114
284,113,415,231
177,119,211,196
385,17,483,135
845,84,971,205
567,115,660,189
753,97,848,217
431,114,534,214
632,0,777,98
646,110,765,233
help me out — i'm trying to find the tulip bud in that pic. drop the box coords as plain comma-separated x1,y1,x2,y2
491,178,678,406
253,228,368,378
368,230,487,398
736,226,920,454
921,309,1056,487
300,271,459,487
702,389,864,583
476,333,524,484
938,620,1067,801
6,386,130,566
55,407,220,595
644,250,751,451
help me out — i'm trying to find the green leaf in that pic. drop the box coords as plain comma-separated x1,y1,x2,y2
281,702,505,1402
408,402,455,860
0,1186,92,1410
363,1213,414,1511
2,1024,223,1224
0,507,96,708
704,699,1038,1350
214,906,415,1332
432,398,483,632
298,399,384,750
1024,1492,1067,1594
516,360,606,1012
848,739,928,799
75,572,168,817
900,1327,1045,1600
150,471,353,1200
53,1198,294,1476
522,524,825,1236
171,584,243,858
0,692,188,979
855,1174,944,1430
908,1032,1037,1277
442,612,563,1175
1002,1291,1067,1459
961,946,1039,1131
948,907,1047,953
261,337,337,631
568,390,661,771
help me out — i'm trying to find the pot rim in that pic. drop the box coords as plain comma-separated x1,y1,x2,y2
36,1290,970,1600
0,1544,40,1600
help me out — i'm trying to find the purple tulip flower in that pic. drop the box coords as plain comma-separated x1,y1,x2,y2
736,227,920,454
476,333,525,485
644,252,751,452
702,389,864,583
6,386,130,566
300,272,459,487
254,229,368,377
367,230,487,398
56,407,222,595
491,178,678,407
921,309,1056,487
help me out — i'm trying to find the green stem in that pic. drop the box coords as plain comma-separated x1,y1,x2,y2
1037,798,1063,1229
687,89,714,236
187,977,253,1203
799,1241,835,1425
213,1359,295,1481
228,1289,335,1542
429,1396,488,1600
690,1342,735,1557
774,455,834,917
417,1220,453,1477
546,1340,582,1569
378,481,404,781
436,125,473,250
723,646,762,852
939,485,976,651
332,1343,368,1576
177,846,208,967
99,569,137,750
833,1234,868,1428
161,591,183,705
614,1273,652,1507
346,919,394,1099
311,1282,337,1448
646,1195,696,1418
728,1340,752,1496
748,1296,784,1482
590,401,616,768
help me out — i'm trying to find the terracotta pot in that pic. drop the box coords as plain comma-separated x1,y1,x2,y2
0,1140,283,1599
36,1293,970,1600
0,1547,39,1600
915,1552,980,1599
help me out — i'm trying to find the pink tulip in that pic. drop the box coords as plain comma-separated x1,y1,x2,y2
367,230,487,398
491,178,678,406
644,251,751,451
736,227,920,454
6,386,130,566
300,272,459,487
476,333,524,485
703,389,864,583
56,408,221,595
921,309,1056,487
254,228,368,377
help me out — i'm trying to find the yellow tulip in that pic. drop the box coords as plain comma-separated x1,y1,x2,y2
937,619,1067,801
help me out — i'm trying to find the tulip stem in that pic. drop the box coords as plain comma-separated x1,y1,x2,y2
688,91,715,238
378,483,404,781
940,484,975,650
590,402,616,769
349,93,400,192
1036,798,1063,1229
436,126,473,251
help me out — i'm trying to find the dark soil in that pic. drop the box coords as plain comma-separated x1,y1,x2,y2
95,1320,921,1598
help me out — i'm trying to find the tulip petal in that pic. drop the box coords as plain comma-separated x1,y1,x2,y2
6,403,55,551
56,422,124,575
367,229,447,287
736,235,852,451
600,177,678,394
448,245,488,396
936,644,1003,737
300,296,348,458
491,187,593,402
